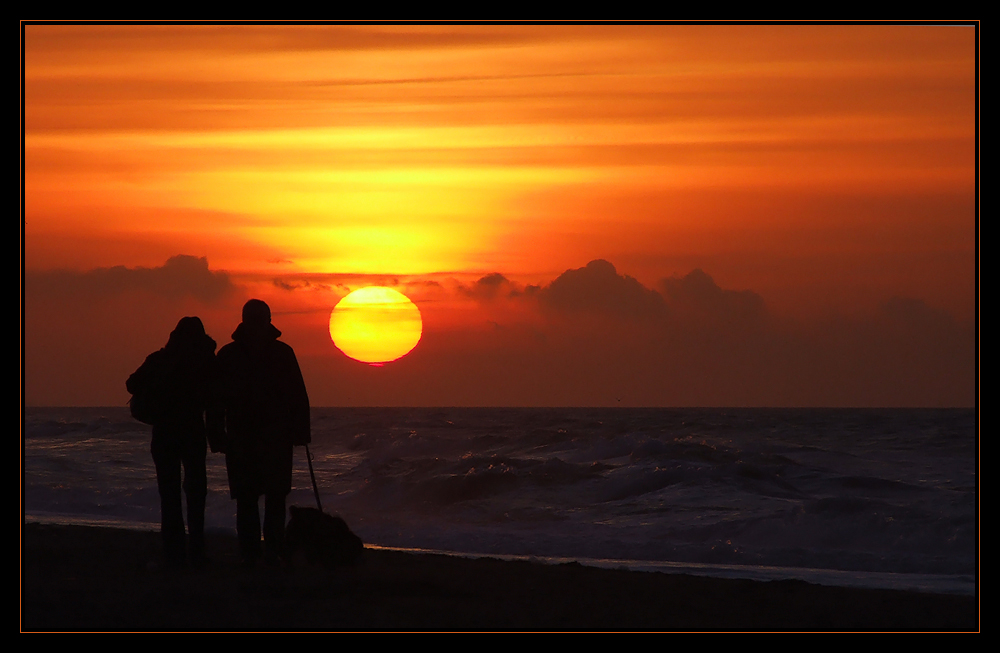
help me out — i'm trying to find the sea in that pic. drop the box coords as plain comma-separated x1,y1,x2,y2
22,407,977,595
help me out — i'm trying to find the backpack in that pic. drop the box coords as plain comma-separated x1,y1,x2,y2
126,351,174,425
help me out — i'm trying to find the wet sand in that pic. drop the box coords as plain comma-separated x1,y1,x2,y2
21,523,977,632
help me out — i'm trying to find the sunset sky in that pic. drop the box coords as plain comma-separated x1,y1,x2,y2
22,23,977,407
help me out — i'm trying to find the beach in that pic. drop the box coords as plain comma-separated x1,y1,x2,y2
21,523,977,632
23,22,978,633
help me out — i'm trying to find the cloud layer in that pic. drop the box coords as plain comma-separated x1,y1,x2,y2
23,256,974,407
26,255,234,302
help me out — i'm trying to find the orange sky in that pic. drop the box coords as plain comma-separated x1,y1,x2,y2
22,23,977,407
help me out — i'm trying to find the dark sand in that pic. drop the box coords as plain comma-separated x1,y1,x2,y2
21,523,977,632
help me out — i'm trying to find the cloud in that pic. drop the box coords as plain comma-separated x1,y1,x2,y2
660,269,765,323
26,255,234,303
461,272,520,301
880,296,958,330
273,278,332,292
791,295,975,407
538,259,667,319
22,254,974,408
23,256,241,406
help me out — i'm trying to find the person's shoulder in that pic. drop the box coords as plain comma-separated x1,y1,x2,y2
272,339,301,360
142,348,169,366
218,339,243,353
273,339,296,353
216,341,242,362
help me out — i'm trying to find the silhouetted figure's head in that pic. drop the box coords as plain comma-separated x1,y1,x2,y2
166,316,210,350
242,299,271,325
235,299,281,342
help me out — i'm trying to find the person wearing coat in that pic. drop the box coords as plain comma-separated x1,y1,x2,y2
215,299,311,566
127,316,220,568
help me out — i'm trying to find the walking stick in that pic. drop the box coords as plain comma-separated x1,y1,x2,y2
305,444,323,512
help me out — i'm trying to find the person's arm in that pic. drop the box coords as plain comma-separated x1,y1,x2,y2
205,349,229,453
286,347,311,446
205,356,227,453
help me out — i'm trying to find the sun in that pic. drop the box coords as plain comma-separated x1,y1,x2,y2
329,287,423,365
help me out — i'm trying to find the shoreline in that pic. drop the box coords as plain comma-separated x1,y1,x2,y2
21,523,978,632
23,513,975,597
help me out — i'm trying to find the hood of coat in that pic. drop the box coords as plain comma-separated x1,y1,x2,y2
231,321,282,343
165,317,217,355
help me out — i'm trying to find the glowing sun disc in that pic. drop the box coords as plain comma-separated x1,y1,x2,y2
329,287,422,364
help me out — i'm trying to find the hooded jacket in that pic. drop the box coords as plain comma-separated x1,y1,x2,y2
126,320,219,442
216,320,310,497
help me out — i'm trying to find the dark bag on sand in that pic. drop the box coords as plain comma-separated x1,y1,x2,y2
286,506,364,566
285,445,364,566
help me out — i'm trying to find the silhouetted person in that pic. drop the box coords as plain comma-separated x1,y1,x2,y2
127,316,220,568
216,299,311,567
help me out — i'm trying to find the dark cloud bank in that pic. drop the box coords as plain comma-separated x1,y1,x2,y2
312,259,974,407
24,256,237,406
24,256,974,407
26,255,234,302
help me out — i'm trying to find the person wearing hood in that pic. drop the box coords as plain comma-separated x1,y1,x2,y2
215,299,311,567
127,316,220,568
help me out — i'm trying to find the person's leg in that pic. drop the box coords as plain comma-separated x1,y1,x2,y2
182,434,208,566
236,493,262,565
262,492,287,564
152,433,186,566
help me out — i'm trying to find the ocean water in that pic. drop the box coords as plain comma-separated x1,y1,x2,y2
22,407,977,595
